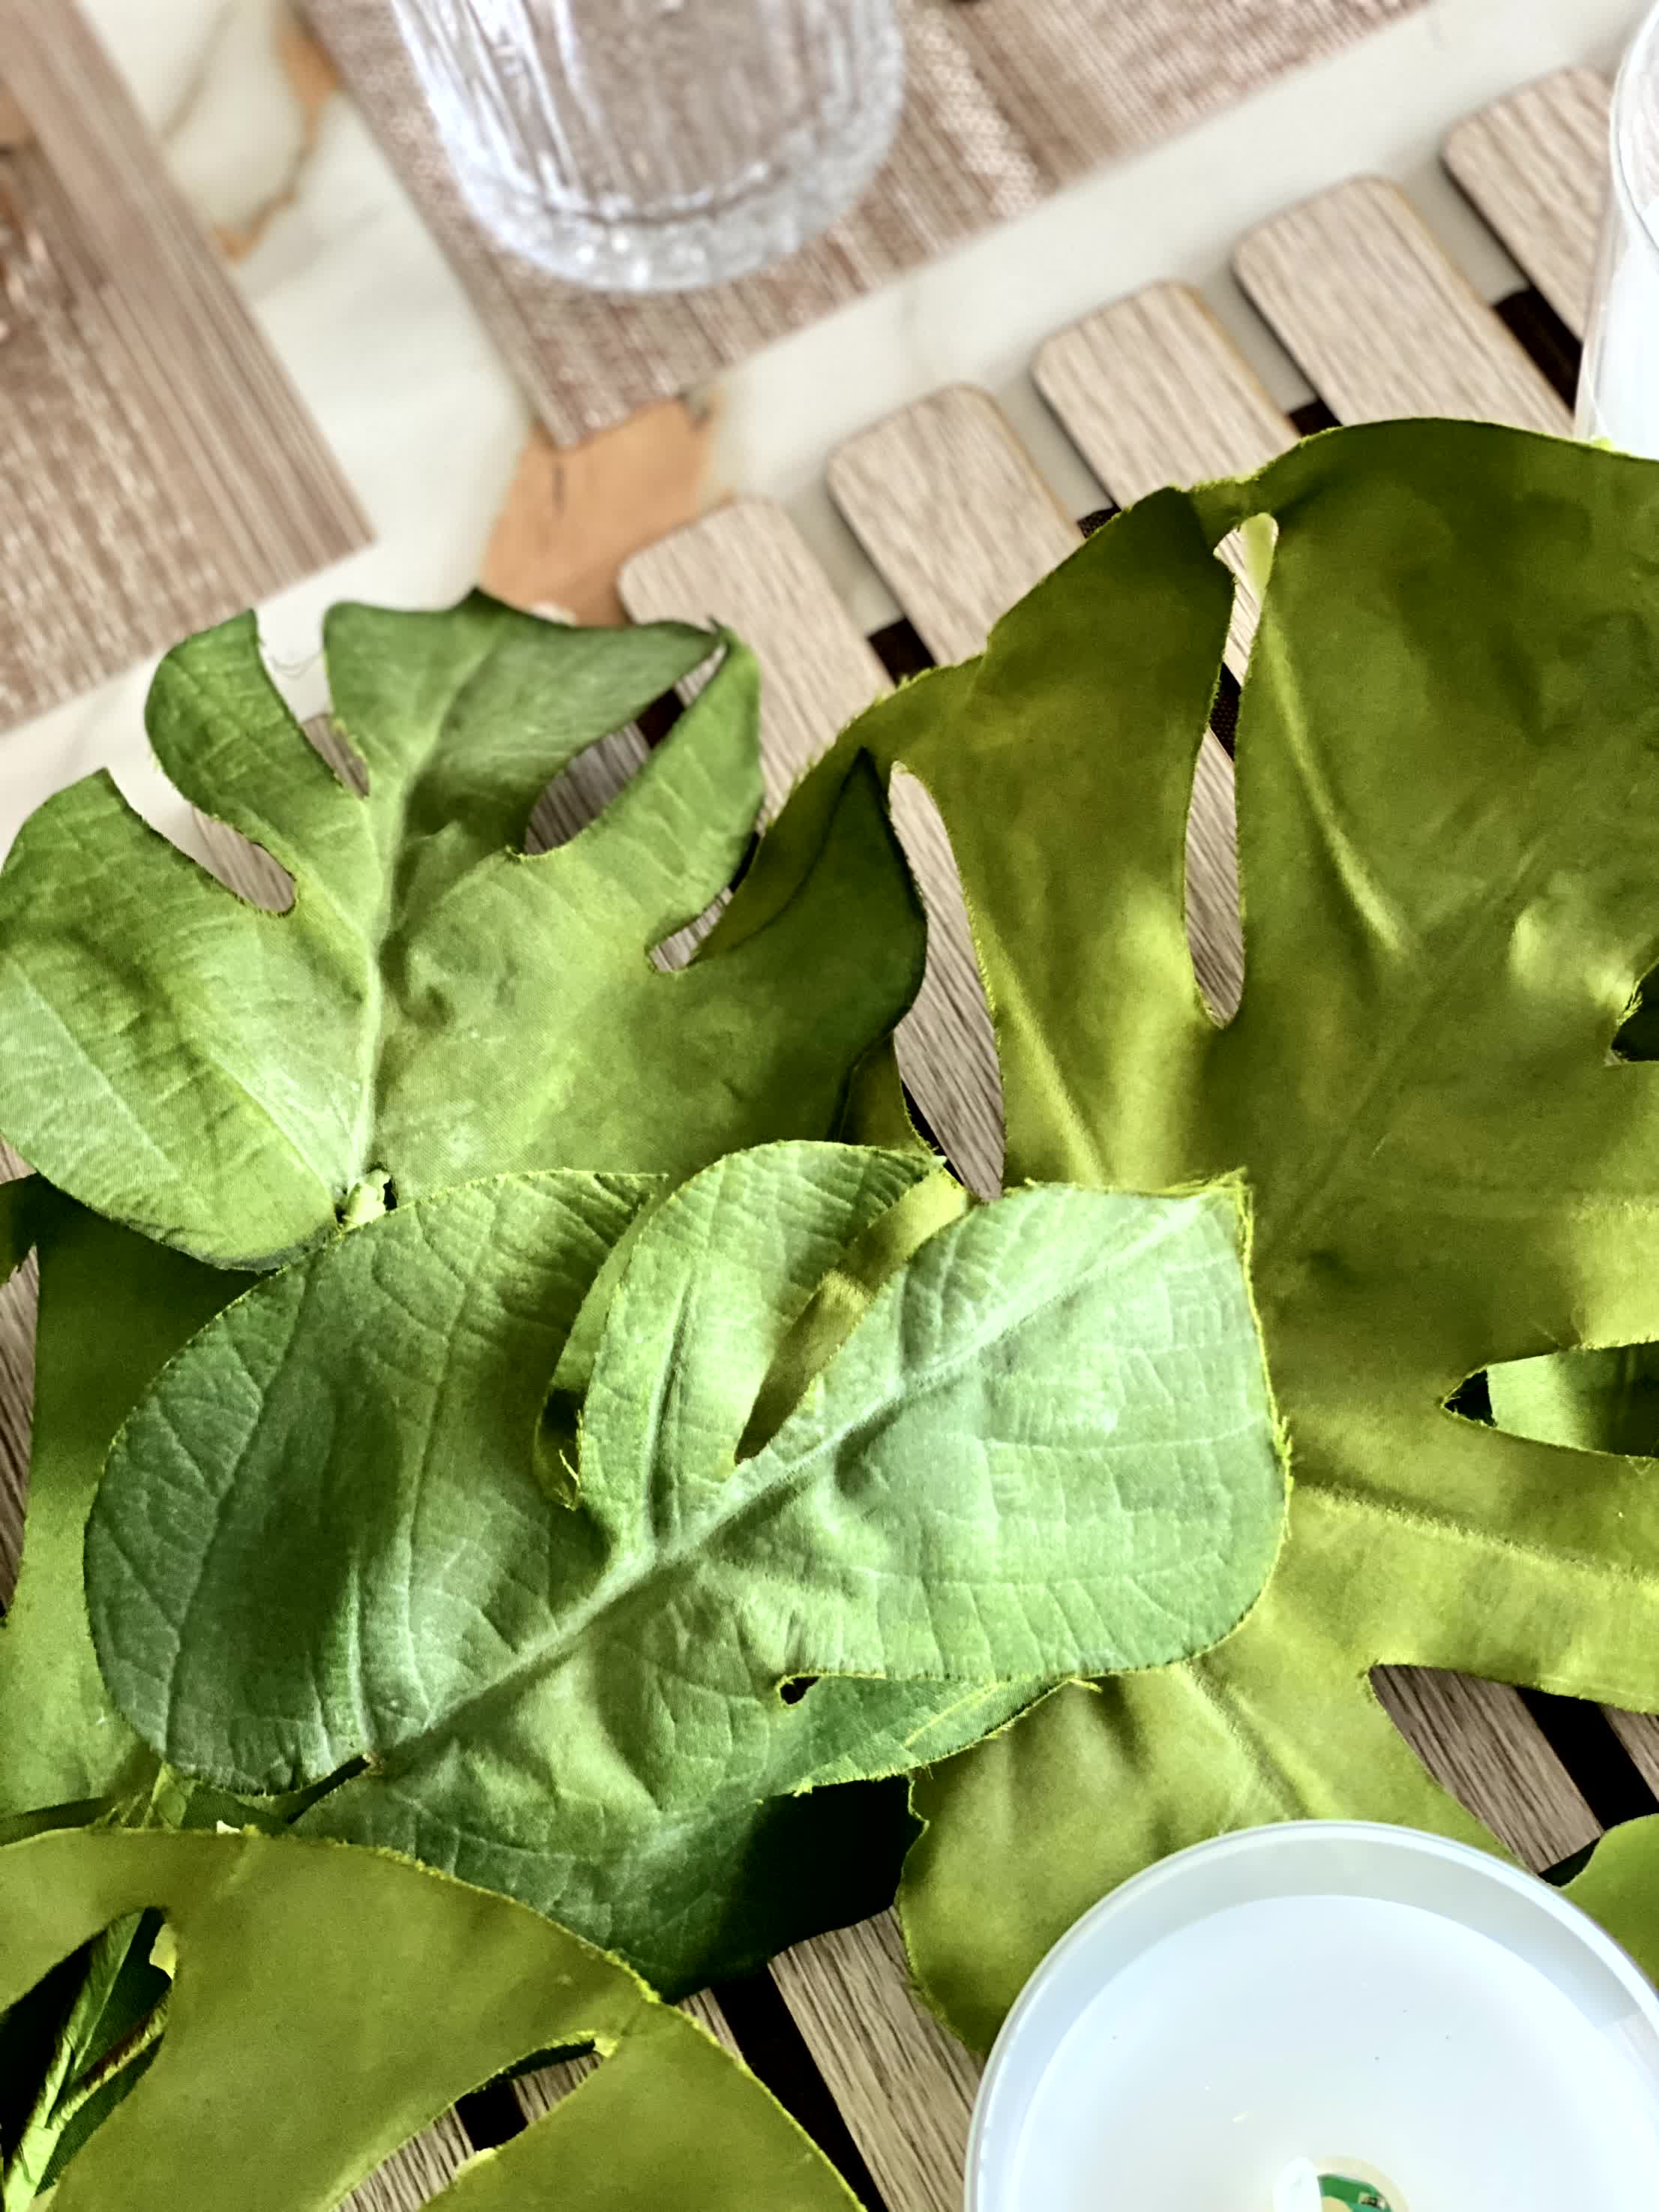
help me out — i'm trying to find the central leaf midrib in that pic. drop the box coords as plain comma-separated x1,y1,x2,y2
340,626,508,1198
361,1205,1211,1783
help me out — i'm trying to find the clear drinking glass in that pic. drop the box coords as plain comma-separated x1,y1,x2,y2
1578,3,1659,449
385,0,906,294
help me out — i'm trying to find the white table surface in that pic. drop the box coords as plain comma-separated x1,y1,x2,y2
3,0,1643,863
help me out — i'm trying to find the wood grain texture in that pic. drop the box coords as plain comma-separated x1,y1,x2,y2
1037,281,1294,505
830,384,1243,1022
1605,1707,1659,1799
771,1914,981,2212
513,1992,739,2123
1034,280,1289,671
1442,68,1610,340
829,386,1079,668
1235,175,1571,432
1372,1667,1598,1869
0,0,367,732
343,2112,475,2212
622,500,1005,1198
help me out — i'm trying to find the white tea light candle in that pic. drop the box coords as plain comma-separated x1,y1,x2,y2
966,1823,1659,2212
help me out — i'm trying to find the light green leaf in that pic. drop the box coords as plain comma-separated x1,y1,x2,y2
0,601,924,1270
735,420,1659,2049
0,1826,860,2212
86,1143,1283,1992
0,1194,240,1819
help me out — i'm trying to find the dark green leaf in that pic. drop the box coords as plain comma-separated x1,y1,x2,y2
740,421,1659,2047
0,1827,861,2211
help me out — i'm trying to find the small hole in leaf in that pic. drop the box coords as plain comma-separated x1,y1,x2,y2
779,1676,815,1706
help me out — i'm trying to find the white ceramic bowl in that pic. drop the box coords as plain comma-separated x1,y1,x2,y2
966,1821,1659,2212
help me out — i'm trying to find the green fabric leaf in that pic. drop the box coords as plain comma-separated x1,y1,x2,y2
0,1195,240,1820
0,601,924,1270
1562,1815,1659,1988
85,1143,1283,1992
0,1827,861,2211
738,420,1659,2049
1487,1342,1659,1456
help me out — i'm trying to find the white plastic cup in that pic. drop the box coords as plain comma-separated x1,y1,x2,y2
1578,1,1659,449
966,1821,1659,2212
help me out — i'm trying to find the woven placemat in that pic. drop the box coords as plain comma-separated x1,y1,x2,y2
307,0,1424,444
0,0,367,734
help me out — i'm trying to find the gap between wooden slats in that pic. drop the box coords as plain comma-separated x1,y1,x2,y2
621,501,1005,1200
1442,69,1610,340
830,382,1243,1024
1033,274,1630,1860
1235,174,1571,433
514,1990,738,2121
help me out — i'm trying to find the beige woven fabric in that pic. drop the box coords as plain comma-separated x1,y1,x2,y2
308,0,1424,442
0,1,367,734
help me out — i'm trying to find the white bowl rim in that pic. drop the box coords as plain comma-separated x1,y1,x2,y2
962,1817,1659,2212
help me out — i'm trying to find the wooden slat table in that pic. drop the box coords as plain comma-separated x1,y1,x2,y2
4,62,1653,2212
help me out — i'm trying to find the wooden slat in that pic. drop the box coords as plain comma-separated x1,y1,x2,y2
622,502,1005,1199
831,383,1243,1021
829,385,1080,667
1606,1708,1659,1798
1034,280,1288,672
771,1914,980,2212
1036,281,1294,504
1373,1667,1598,1871
1034,280,1604,1860
1443,68,1610,340
622,502,887,816
514,1992,739,2122
343,2112,475,2212
1235,175,1571,431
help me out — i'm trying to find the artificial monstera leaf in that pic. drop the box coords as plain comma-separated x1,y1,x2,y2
0,599,924,1270
0,1187,241,1821
85,1143,1284,1992
0,1826,858,2212
733,418,1659,2049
